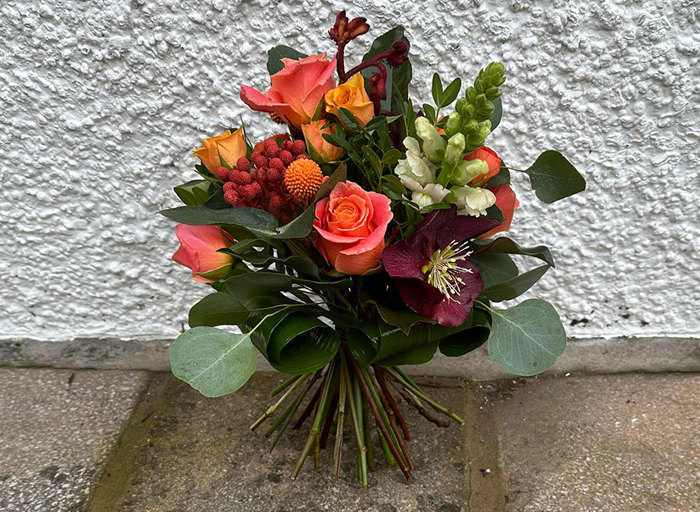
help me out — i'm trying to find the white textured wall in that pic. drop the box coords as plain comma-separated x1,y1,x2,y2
1,0,698,342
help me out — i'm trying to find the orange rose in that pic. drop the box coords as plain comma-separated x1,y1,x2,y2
172,225,235,283
302,120,344,163
324,73,375,128
240,53,337,130
193,128,246,172
313,181,393,275
478,185,519,239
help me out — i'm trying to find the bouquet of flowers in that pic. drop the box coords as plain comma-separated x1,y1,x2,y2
163,11,585,485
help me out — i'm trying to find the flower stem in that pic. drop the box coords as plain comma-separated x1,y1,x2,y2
346,348,411,479
269,374,302,398
291,359,336,479
267,373,321,452
388,367,464,425
342,352,368,487
333,355,348,477
251,373,311,431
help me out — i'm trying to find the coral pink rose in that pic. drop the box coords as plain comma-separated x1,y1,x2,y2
240,53,337,130
479,184,519,239
172,224,234,283
314,181,393,275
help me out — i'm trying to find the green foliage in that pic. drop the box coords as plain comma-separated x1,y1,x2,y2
174,180,215,206
524,151,586,203
482,264,551,302
170,326,258,397
267,45,307,75
159,204,315,240
439,308,491,357
486,299,566,376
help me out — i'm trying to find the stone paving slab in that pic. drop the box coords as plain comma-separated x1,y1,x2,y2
108,373,468,512
476,373,700,512
0,369,149,512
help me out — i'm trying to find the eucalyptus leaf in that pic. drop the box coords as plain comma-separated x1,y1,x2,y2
487,299,566,376
170,326,258,397
524,150,585,203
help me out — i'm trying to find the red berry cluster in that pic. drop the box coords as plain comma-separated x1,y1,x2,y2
216,136,309,225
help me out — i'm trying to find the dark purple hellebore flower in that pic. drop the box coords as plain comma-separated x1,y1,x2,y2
382,207,499,326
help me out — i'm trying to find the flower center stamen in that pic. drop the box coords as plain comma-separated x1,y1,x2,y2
421,240,473,301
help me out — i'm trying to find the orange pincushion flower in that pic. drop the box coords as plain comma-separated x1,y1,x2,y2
284,159,324,201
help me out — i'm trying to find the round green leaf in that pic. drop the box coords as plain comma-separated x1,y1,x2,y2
487,299,566,376
524,150,586,203
188,292,248,327
170,326,258,397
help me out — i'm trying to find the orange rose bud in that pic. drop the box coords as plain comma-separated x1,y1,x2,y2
193,128,247,172
302,120,345,163
324,73,375,128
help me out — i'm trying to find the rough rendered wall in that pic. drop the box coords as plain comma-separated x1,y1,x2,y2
1,0,698,342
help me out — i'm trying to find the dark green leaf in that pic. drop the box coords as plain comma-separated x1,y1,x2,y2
440,78,462,108
267,45,307,75
363,116,389,133
431,73,443,105
202,188,228,209
292,276,353,291
170,326,257,397
160,206,278,236
274,205,314,239
524,151,586,203
188,292,249,327
422,103,436,124
174,180,215,206
484,204,505,223
316,163,347,200
381,149,403,167
472,237,555,267
347,318,471,366
489,97,502,131
266,315,340,374
338,108,361,132
487,299,566,376
381,174,406,200
368,300,435,334
482,264,550,302
471,253,519,290
362,146,382,174
439,308,491,357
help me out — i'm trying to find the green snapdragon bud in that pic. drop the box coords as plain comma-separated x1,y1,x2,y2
415,117,446,163
437,132,466,186
444,112,462,137
451,159,489,186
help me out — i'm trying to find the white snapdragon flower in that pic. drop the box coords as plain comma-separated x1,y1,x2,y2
394,137,436,189
452,186,497,217
405,182,450,209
